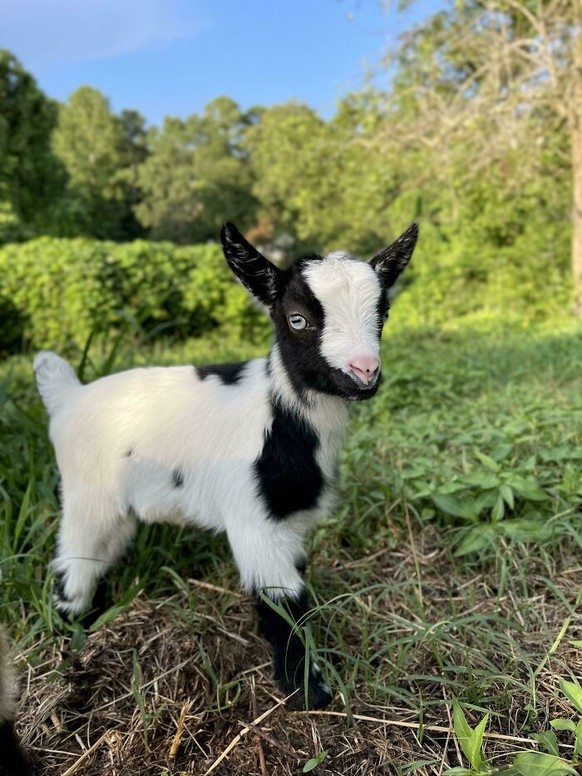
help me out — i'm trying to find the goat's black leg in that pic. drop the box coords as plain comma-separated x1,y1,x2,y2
255,587,333,710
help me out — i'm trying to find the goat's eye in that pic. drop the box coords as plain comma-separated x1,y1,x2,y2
289,314,307,331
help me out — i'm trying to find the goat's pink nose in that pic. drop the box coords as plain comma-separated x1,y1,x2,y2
348,355,380,386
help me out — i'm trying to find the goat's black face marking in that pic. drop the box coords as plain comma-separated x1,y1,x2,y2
172,469,184,488
196,361,248,386
273,268,381,400
254,401,323,520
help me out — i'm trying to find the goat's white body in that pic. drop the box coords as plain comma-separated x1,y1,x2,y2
38,350,347,614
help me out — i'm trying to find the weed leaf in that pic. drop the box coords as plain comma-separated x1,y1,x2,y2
560,679,582,714
452,701,487,770
512,752,577,775
535,730,559,756
551,719,577,733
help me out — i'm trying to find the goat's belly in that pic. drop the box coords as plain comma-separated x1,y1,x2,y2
123,457,257,533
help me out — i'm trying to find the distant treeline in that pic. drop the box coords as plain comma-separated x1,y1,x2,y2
0,1,578,340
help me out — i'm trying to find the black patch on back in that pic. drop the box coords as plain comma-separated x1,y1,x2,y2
196,361,248,386
172,469,184,488
254,401,323,519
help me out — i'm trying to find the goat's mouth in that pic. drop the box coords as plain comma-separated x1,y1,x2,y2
339,370,381,400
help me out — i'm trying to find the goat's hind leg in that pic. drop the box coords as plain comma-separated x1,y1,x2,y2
52,493,137,618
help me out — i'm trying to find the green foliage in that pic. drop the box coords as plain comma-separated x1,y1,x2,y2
0,237,268,352
0,49,66,231
51,86,143,240
135,97,258,243
446,701,490,774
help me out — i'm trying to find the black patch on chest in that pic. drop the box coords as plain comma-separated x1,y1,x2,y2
196,361,248,386
254,401,323,519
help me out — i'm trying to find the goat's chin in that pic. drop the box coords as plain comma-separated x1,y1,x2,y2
325,373,381,401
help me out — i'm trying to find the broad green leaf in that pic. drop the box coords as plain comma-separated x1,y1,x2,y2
535,730,559,756
550,719,577,733
467,713,489,768
491,493,505,522
474,450,499,472
560,679,582,714
433,494,477,521
512,752,577,775
455,525,495,557
500,484,514,510
452,701,485,770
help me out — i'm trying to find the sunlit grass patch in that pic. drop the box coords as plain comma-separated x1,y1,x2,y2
1,318,581,773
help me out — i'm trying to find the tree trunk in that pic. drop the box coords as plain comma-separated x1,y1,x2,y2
572,28,582,314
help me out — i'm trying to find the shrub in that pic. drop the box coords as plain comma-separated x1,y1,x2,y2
0,237,269,353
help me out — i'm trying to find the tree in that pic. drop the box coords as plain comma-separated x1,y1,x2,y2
246,97,404,255
135,97,258,243
52,86,127,238
381,0,582,308
0,49,65,233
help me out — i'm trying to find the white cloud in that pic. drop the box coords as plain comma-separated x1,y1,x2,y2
0,0,208,66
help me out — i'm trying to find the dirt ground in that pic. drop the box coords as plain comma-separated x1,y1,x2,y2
17,546,582,776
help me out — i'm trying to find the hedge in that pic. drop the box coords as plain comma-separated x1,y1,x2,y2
0,237,269,353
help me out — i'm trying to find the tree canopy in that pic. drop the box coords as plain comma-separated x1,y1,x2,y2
0,3,578,311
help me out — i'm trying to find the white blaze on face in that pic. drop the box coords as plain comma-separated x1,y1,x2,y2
303,253,383,384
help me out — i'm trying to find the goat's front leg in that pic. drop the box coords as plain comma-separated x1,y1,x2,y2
226,518,333,710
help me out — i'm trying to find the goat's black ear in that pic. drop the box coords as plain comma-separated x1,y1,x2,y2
220,223,281,307
369,223,418,289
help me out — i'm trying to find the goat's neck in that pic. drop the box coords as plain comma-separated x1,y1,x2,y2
267,343,350,437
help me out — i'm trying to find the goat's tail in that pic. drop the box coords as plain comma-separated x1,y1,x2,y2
33,351,81,416
0,628,33,775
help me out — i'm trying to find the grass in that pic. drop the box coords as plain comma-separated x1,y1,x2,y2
1,317,581,774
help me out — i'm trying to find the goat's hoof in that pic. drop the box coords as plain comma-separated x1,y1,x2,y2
279,674,333,710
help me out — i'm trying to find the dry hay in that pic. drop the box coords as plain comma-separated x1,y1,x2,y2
15,543,582,776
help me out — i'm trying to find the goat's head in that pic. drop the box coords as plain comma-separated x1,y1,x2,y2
220,223,418,400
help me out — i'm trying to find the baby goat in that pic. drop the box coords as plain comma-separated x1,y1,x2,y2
34,222,418,710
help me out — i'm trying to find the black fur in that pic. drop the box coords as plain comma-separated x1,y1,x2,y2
196,361,248,386
254,401,323,519
220,223,281,307
370,222,418,289
124,448,133,458
172,469,184,488
0,721,32,776
255,590,332,710
273,270,380,401
53,570,68,604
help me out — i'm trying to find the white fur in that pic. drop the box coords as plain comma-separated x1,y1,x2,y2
37,350,348,615
34,251,389,619
303,256,383,377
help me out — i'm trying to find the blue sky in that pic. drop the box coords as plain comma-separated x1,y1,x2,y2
1,1,439,127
